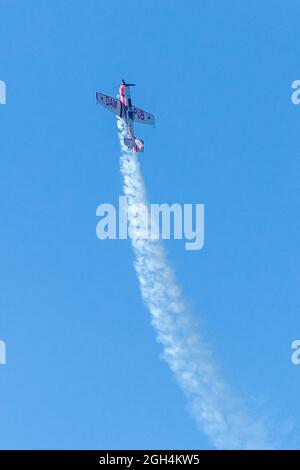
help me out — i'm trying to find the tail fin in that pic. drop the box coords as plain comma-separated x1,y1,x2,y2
124,137,144,153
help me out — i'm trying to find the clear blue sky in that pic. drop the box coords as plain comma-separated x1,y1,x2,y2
0,0,299,449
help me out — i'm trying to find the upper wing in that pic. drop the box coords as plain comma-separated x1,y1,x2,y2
133,106,155,126
96,92,125,118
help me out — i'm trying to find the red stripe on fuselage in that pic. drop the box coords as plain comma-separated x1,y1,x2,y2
119,84,126,105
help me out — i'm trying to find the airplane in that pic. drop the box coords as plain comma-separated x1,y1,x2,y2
96,79,155,153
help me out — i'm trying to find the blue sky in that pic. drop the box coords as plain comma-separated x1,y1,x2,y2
0,0,299,449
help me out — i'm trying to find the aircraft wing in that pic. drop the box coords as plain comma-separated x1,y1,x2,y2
96,92,125,118
133,106,155,126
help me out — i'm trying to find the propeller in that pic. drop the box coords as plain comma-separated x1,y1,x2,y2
122,79,136,87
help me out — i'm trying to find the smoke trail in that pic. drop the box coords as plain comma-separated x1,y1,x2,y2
117,118,275,449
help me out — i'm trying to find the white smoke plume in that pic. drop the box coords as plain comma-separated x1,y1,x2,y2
117,117,275,449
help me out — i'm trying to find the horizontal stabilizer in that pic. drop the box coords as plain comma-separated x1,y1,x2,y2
124,137,144,153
